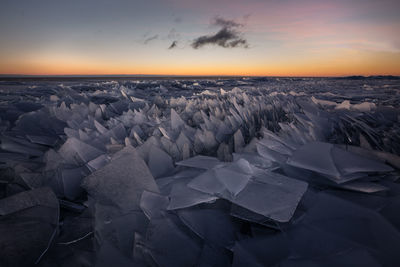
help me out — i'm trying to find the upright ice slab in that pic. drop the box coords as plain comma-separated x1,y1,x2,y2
82,146,159,210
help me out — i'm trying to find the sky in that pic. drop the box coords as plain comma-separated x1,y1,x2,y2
0,0,399,76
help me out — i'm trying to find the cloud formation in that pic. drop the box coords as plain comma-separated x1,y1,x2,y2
168,40,178,49
214,17,242,28
143,34,158,44
191,17,249,49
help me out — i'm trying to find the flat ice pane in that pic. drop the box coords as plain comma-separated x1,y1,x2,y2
233,153,274,169
257,138,292,156
215,167,251,197
257,143,288,163
176,155,222,170
187,170,226,196
167,179,218,210
287,142,340,178
339,181,389,193
332,146,393,175
233,173,308,222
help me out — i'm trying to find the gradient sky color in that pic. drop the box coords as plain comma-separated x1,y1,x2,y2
0,0,399,76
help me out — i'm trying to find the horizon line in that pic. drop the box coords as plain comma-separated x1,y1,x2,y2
0,74,399,79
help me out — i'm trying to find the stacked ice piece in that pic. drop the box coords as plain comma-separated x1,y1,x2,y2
0,77,399,266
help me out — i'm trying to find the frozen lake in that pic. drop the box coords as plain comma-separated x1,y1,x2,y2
0,76,400,266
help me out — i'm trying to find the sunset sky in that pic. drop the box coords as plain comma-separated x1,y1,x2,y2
1,0,399,76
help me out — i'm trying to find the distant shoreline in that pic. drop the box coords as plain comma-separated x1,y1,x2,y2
0,75,244,81
0,75,398,81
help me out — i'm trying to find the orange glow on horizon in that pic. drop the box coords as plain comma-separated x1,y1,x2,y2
1,48,399,77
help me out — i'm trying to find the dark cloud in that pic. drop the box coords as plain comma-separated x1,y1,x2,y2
213,17,242,28
191,17,249,49
168,40,178,49
143,34,158,44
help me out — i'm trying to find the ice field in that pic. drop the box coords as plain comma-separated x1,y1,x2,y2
0,76,400,266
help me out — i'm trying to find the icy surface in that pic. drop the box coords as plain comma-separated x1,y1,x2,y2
0,188,59,266
82,146,159,211
0,76,399,266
